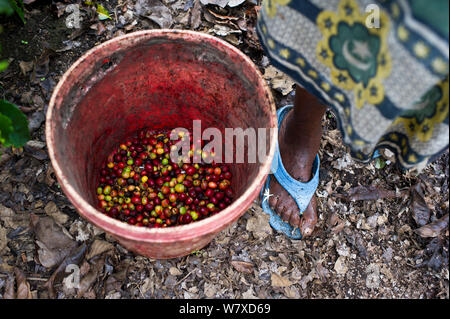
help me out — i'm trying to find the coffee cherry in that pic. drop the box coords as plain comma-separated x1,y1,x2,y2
183,179,193,188
183,214,192,224
225,188,233,198
219,180,230,190
185,166,196,176
215,192,225,200
199,207,208,216
205,189,214,198
168,193,177,203
161,186,170,194
103,185,111,195
208,182,217,189
96,129,233,228
178,192,187,202
174,184,185,193
190,211,199,220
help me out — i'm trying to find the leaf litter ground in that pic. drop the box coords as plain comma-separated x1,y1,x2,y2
0,0,448,299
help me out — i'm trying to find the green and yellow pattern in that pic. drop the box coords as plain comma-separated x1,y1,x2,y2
316,0,391,108
257,0,449,169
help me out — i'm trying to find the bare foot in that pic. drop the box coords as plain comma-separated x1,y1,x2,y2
268,109,319,237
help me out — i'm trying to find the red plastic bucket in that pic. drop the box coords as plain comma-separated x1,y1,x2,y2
46,30,277,259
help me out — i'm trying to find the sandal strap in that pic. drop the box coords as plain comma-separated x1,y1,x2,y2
270,105,320,213
259,105,320,239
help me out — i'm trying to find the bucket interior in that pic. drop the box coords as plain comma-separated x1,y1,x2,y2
51,33,274,213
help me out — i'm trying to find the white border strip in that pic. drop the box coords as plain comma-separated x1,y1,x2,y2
398,0,449,59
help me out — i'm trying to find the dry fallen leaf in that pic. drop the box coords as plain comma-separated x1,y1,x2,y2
44,201,69,225
79,260,91,278
3,275,16,299
231,260,254,274
31,47,55,83
242,286,258,299
169,267,183,276
200,0,245,8
343,227,368,259
263,66,295,95
140,277,153,295
90,22,106,36
86,239,114,260
328,212,345,234
0,204,30,229
334,256,348,275
410,184,431,227
0,225,8,254
203,282,218,298
54,2,67,18
46,243,88,299
76,256,105,298
14,267,33,299
31,214,77,268
315,260,329,283
246,204,272,240
284,286,299,298
336,185,407,201
415,214,449,238
207,8,240,21
19,61,34,76
45,164,56,186
190,0,202,29
271,273,292,287
210,24,242,37
135,0,173,28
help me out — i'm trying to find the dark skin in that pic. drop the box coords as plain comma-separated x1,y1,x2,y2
268,85,327,236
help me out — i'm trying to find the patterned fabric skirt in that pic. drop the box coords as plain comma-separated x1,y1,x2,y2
257,0,449,169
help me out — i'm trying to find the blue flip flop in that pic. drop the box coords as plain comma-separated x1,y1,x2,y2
260,105,320,239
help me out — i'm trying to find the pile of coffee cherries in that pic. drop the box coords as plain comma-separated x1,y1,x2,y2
95,129,233,228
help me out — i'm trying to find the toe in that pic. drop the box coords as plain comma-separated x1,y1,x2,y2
299,197,318,237
280,206,292,223
268,196,278,210
300,220,314,237
274,201,288,222
289,211,301,228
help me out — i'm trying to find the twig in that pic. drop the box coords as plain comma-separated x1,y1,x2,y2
175,269,194,285
114,4,125,24
26,277,49,281
0,274,48,281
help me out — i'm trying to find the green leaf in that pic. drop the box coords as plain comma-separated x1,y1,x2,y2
0,0,14,15
7,0,25,24
96,4,111,20
0,113,13,145
374,157,386,170
0,99,30,147
0,60,8,72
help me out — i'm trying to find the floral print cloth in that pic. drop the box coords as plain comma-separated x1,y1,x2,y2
257,0,449,169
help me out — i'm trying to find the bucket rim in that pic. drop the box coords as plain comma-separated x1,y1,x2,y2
46,29,278,243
